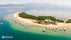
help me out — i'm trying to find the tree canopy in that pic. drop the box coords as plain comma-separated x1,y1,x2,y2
56,19,64,22
66,19,71,23
19,12,64,23
19,12,37,19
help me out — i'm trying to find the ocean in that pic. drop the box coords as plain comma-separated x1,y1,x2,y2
0,4,71,40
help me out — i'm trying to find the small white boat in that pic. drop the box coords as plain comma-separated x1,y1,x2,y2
42,28,46,32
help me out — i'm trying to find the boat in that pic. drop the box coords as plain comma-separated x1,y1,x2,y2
42,28,46,32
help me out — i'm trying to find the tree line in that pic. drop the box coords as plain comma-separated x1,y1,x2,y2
19,12,71,23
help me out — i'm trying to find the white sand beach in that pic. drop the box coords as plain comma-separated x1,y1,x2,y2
12,12,71,30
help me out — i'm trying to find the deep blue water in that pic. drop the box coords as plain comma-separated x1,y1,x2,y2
0,5,71,40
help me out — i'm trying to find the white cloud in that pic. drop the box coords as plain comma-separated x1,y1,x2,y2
0,0,71,6
20,0,71,6
29,0,71,6
47,0,71,6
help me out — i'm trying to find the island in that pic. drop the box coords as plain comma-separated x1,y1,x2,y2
10,12,71,32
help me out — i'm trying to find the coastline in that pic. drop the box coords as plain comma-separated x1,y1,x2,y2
13,12,71,30
4,12,71,37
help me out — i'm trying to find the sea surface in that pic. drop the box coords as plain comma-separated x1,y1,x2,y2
0,4,71,40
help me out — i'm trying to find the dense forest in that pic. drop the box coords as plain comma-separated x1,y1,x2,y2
66,19,71,23
19,12,70,23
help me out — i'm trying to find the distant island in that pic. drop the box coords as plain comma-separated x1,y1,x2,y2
12,12,71,32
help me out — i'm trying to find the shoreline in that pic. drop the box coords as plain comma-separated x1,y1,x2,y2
13,12,71,30
3,12,71,37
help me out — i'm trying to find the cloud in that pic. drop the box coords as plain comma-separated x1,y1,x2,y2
0,0,71,6
28,0,71,6
47,0,71,6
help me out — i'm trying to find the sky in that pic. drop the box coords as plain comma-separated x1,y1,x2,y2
0,0,71,6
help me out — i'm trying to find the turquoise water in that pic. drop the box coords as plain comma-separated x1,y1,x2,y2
2,19,71,40
0,5,71,40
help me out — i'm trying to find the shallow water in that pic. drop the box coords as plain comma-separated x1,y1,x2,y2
0,5,71,40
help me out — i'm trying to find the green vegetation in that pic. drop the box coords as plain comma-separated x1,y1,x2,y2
66,19,71,23
37,16,46,20
56,19,64,22
19,12,37,19
37,16,57,21
19,12,64,23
